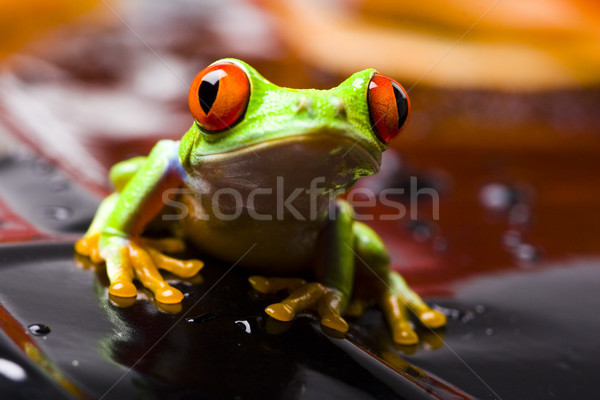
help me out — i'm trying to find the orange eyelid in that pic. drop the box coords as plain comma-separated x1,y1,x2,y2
367,74,410,144
188,62,250,131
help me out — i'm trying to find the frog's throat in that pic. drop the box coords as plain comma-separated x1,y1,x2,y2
189,132,382,188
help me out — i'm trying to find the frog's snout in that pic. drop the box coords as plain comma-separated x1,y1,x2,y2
295,96,347,120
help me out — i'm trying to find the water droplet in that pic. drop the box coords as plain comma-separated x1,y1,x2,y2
475,304,486,314
43,206,71,221
432,236,449,253
406,220,434,242
31,159,53,175
434,305,465,320
503,230,521,249
50,180,69,192
186,313,217,324
71,360,79,367
0,358,26,381
514,243,541,263
235,320,252,334
508,203,531,226
28,323,51,336
485,328,495,336
461,312,474,323
479,183,515,211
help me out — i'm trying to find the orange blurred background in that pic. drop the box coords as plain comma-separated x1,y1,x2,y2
1,0,599,154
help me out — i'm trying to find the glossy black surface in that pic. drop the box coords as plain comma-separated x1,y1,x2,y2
351,260,600,399
2,240,600,399
0,242,463,400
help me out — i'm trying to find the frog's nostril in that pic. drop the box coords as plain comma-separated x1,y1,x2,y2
296,97,314,116
333,98,347,119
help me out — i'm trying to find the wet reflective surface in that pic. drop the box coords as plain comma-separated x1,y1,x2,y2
1,239,599,399
0,241,462,400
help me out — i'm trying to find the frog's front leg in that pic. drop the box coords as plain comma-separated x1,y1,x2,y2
75,140,203,304
249,200,356,333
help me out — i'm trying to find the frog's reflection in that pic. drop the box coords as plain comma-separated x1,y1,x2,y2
77,254,301,398
76,253,442,399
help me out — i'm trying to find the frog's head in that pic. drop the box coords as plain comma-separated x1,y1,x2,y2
179,58,410,192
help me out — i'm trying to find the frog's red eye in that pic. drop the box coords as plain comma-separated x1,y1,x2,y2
367,74,410,144
188,62,250,131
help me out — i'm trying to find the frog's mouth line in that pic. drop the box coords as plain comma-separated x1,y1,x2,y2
194,132,382,175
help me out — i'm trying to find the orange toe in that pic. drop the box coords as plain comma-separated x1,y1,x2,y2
393,327,419,345
419,310,447,329
154,286,184,304
321,315,349,333
265,303,295,321
109,281,137,298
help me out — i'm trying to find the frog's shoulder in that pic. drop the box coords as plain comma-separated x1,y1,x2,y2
142,139,186,180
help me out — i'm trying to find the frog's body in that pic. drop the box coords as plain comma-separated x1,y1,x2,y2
181,129,380,273
76,59,445,344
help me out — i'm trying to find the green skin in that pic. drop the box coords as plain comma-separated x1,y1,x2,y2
78,58,445,345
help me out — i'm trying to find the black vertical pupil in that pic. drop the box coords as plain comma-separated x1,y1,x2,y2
391,81,409,129
198,70,222,114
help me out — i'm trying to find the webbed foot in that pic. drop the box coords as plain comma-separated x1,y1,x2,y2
75,233,204,304
381,271,447,345
249,277,349,333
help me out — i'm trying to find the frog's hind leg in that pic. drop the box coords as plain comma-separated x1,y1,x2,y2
353,222,446,345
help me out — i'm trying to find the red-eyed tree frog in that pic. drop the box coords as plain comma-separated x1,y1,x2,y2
75,59,446,344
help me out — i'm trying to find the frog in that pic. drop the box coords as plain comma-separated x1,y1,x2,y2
75,58,446,344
